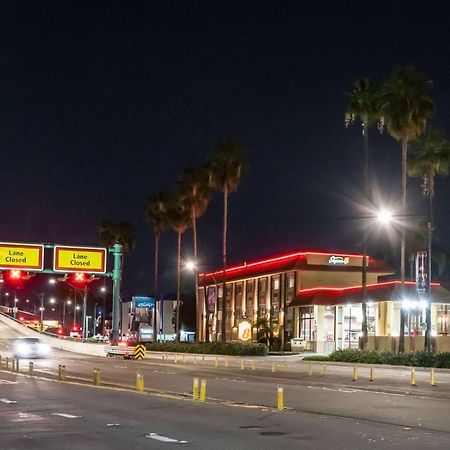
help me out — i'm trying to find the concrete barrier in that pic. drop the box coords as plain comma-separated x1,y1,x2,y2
0,312,106,357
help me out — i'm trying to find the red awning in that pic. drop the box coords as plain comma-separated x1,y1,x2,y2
290,281,450,307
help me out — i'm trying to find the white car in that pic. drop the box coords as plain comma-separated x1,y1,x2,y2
12,337,51,359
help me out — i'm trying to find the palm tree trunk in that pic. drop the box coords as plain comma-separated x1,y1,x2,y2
153,233,159,343
399,138,408,352
221,187,228,343
361,113,369,350
175,230,182,342
425,169,435,352
192,212,201,341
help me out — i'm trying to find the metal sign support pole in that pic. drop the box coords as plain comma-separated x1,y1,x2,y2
110,243,122,343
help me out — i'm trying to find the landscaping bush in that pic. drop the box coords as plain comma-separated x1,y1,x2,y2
327,348,450,368
145,341,268,356
303,355,330,361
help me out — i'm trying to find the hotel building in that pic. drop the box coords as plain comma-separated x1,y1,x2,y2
196,250,450,352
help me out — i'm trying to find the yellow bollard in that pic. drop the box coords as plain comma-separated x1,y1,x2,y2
61,365,66,381
410,367,416,386
199,379,206,402
225,358,229,368
369,367,374,382
283,362,288,372
11,358,15,372
193,355,197,365
174,354,178,364
277,385,284,411
251,361,256,371
15,359,19,373
240,360,244,370
430,367,436,386
162,353,166,361
136,372,144,392
322,365,328,376
93,368,101,386
182,354,186,364
214,356,219,368
29,362,34,376
308,364,312,376
5,357,9,370
0,355,2,367
352,366,358,381
272,362,276,373
193,377,199,401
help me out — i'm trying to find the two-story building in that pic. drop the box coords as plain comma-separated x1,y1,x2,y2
197,250,450,352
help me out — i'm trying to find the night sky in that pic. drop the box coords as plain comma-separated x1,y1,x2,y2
2,1,450,297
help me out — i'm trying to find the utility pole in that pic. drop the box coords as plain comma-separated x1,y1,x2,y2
110,243,122,343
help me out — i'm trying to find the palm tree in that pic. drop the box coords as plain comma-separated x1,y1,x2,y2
99,219,136,257
178,166,211,341
380,67,434,352
208,140,246,343
144,191,168,300
408,127,450,351
165,189,191,342
345,78,381,349
144,191,168,343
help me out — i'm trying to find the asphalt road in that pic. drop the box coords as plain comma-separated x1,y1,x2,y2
1,321,450,448
0,371,448,450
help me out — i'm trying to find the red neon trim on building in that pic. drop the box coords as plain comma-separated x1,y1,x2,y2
297,280,440,296
200,250,366,277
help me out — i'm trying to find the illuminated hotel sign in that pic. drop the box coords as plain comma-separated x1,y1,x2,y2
328,256,350,265
238,320,252,341
306,253,363,267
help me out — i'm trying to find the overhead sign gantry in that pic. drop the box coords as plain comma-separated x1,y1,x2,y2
0,241,122,342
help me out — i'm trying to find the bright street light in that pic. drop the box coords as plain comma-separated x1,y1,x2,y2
48,278,57,285
100,286,106,293
49,298,56,304
376,209,393,225
184,260,196,272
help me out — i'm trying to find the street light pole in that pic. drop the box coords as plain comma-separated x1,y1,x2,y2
82,285,88,340
39,293,44,332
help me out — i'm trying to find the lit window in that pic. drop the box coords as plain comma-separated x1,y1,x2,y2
273,277,280,290
287,275,295,288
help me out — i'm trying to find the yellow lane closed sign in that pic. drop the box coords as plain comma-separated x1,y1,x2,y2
0,242,44,271
54,245,107,273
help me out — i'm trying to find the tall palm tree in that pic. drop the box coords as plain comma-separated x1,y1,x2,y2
165,189,191,342
345,78,381,350
380,67,434,352
208,140,246,343
145,191,168,343
178,166,211,341
409,127,450,351
144,191,168,300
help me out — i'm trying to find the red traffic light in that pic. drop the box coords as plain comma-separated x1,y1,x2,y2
69,272,87,284
9,269,23,280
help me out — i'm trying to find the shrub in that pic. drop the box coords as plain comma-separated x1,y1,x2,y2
145,341,268,356
303,355,330,361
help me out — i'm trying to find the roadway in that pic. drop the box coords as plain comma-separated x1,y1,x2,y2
1,321,450,448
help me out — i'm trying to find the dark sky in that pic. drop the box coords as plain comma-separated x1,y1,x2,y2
2,1,450,297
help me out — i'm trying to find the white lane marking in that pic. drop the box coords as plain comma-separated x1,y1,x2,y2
146,433,188,444
106,423,120,427
51,413,82,419
0,380,19,384
0,398,17,404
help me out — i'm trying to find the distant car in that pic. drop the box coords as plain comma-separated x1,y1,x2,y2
12,337,51,359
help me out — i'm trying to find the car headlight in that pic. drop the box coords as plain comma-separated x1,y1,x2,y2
38,344,51,354
15,344,30,356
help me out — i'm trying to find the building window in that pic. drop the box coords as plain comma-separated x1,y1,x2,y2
218,286,223,298
247,282,254,294
437,305,449,335
273,277,280,290
237,283,242,295
300,307,314,341
287,274,295,288
259,278,266,292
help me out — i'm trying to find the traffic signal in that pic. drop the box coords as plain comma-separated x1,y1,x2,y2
9,269,23,280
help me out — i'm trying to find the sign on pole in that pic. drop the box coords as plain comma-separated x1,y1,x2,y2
53,245,107,274
132,296,156,308
0,242,44,271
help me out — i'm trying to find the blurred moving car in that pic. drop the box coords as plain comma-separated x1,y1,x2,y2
12,337,51,358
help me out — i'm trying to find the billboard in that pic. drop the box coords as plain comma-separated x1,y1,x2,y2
132,296,156,309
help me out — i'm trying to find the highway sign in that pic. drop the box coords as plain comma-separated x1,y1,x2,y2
132,296,156,308
0,242,44,271
53,245,107,274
